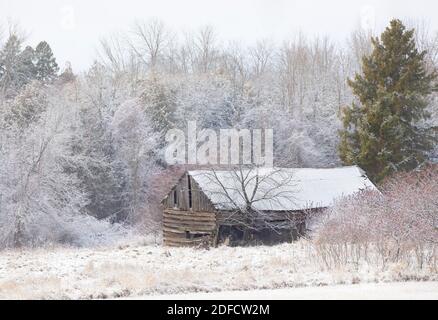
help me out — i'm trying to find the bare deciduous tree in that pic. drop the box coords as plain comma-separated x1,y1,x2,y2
194,25,219,73
196,166,303,244
249,39,273,77
130,19,172,69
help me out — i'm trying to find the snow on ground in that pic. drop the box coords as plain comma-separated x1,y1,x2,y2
137,282,438,300
0,241,436,299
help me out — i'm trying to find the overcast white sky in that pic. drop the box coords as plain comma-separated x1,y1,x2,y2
1,0,437,72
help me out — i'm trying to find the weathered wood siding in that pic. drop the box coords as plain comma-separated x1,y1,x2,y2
163,209,217,247
163,173,215,212
163,173,217,247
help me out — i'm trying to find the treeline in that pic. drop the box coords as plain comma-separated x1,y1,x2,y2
0,19,436,247
0,36,60,97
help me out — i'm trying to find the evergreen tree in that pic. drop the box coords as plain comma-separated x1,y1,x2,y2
6,81,48,128
34,41,59,83
0,35,24,95
59,62,76,84
71,104,126,221
19,46,37,80
339,19,437,182
69,64,127,221
140,75,176,136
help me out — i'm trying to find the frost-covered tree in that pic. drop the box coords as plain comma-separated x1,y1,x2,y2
4,81,47,128
140,74,176,136
174,73,242,129
18,45,37,81
69,64,127,221
0,35,59,97
58,62,76,84
0,34,25,96
112,98,160,227
0,85,110,247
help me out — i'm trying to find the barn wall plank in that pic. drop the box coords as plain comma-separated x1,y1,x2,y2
162,207,217,247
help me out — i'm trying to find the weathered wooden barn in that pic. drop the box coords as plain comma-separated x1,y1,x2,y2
161,166,377,247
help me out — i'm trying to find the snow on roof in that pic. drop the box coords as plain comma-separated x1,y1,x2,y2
188,166,377,212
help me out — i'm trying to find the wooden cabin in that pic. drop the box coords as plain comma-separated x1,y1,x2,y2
161,166,377,247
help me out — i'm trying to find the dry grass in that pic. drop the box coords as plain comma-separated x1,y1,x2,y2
0,239,436,300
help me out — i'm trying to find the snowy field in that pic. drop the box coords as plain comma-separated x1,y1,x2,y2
0,241,436,300
139,282,438,300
